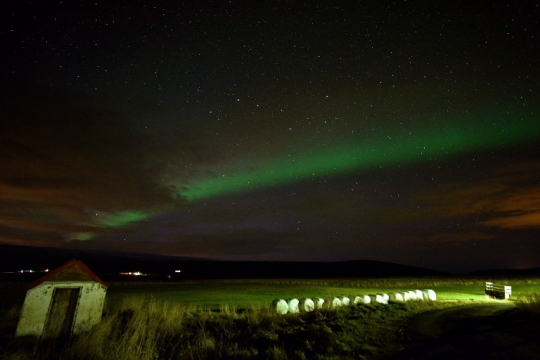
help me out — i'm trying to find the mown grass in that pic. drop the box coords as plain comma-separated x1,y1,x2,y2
105,277,540,308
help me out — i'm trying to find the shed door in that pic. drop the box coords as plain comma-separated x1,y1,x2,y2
43,287,80,338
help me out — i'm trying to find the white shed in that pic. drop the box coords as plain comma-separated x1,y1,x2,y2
15,259,108,338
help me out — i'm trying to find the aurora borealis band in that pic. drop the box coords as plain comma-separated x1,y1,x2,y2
178,110,540,201
1,1,539,273
95,211,150,228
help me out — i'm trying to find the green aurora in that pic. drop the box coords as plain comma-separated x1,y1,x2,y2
82,108,538,236
68,212,150,239
177,109,539,201
96,211,149,228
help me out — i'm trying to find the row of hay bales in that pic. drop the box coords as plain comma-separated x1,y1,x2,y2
271,289,436,315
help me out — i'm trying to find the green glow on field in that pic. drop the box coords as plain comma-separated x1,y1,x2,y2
177,110,539,201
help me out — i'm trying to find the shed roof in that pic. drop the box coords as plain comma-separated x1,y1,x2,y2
27,259,108,289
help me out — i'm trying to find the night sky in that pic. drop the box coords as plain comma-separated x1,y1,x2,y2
1,1,539,273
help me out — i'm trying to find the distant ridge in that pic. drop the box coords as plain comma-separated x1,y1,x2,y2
0,244,447,281
467,267,540,277
0,244,207,280
158,259,449,280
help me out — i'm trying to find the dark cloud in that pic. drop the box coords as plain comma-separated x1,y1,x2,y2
0,84,181,242
412,159,540,229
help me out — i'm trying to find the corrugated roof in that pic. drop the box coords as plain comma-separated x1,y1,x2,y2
27,259,108,289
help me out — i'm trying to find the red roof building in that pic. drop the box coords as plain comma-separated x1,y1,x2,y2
16,259,108,338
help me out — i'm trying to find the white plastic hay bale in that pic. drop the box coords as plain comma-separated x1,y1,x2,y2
414,290,424,300
352,295,370,305
331,297,342,308
402,292,411,301
312,297,325,309
352,295,371,304
339,296,350,306
407,290,417,300
422,289,436,301
369,294,386,304
271,299,289,315
325,297,342,309
287,298,300,313
299,298,315,312
388,292,404,302
359,294,371,304
381,293,389,303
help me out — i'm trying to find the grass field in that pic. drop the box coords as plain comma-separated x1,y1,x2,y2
1,277,539,359
104,277,540,308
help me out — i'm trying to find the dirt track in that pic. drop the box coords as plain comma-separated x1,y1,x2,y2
394,303,540,359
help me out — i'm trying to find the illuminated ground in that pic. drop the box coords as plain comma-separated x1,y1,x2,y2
398,304,540,359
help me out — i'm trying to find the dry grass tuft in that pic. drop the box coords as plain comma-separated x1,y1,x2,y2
515,292,540,314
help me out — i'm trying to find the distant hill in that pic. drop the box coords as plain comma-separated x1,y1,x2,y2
0,244,207,281
158,259,449,280
466,267,540,278
0,244,447,281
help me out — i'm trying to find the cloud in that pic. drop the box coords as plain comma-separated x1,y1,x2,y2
63,227,296,260
479,211,540,229
408,231,497,244
0,84,184,246
412,159,540,229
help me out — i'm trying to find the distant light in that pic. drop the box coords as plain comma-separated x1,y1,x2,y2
6,269,48,274
175,270,182,273
119,271,146,276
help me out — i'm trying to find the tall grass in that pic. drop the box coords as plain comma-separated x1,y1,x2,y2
515,292,540,314
3,276,538,359
1,295,446,360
